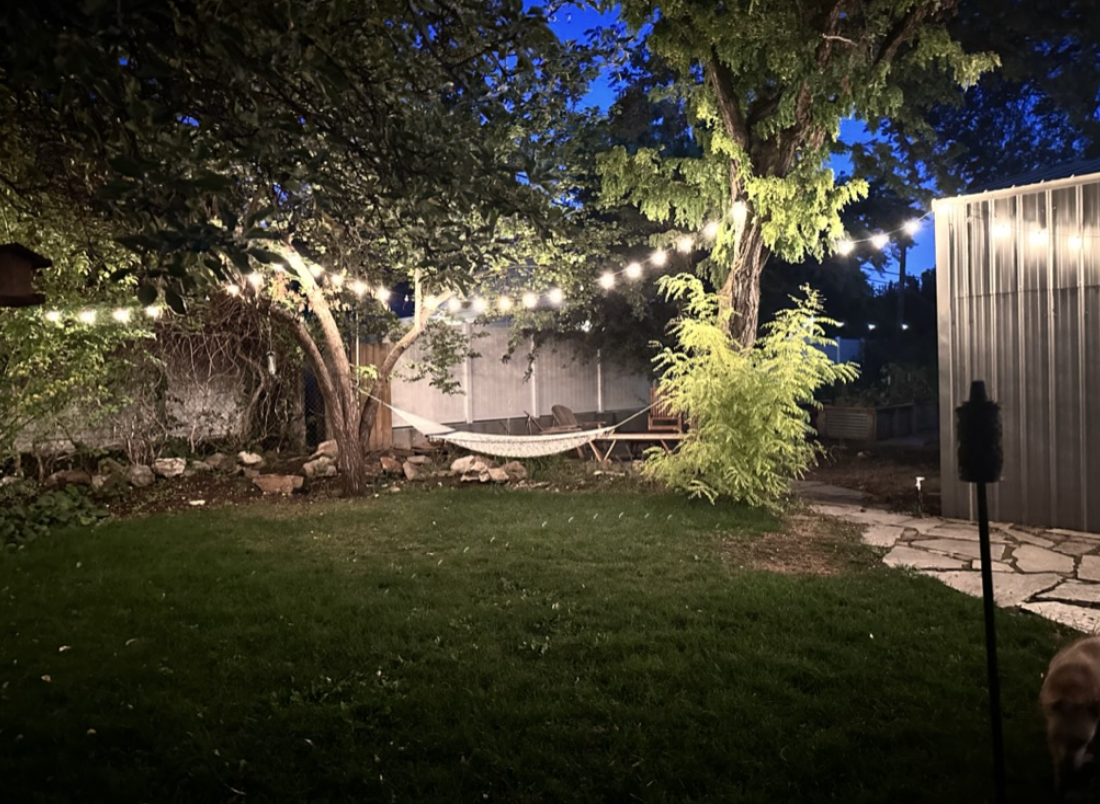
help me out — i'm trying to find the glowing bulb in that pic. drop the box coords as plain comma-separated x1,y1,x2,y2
329,272,344,287
625,262,643,279
144,306,162,319
309,265,325,279
522,292,538,308
472,297,487,313
871,233,889,250
1029,227,1049,245
247,273,264,289
731,199,748,229
903,219,921,236
350,280,367,297
836,239,855,256
901,323,910,331
375,286,391,302
993,222,1011,239
599,272,615,290
272,262,286,273
1069,234,1083,252
111,308,132,323
868,323,877,331
547,288,564,305
425,294,438,309
702,221,719,239
226,283,240,296
676,235,694,253
651,249,668,266
447,297,463,312
498,296,513,311
580,320,592,333
45,310,62,323
78,309,97,325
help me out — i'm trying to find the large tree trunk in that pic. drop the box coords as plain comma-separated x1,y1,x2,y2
718,221,770,349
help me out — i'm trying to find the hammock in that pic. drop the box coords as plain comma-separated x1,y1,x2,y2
386,403,620,459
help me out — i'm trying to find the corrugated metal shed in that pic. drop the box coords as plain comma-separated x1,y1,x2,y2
934,170,1100,531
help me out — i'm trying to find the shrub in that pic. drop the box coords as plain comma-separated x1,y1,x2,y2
0,482,108,549
643,277,858,510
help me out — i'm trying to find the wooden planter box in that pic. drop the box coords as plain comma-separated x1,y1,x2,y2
818,403,938,442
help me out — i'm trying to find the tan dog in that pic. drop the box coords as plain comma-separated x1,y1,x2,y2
1041,635,1100,793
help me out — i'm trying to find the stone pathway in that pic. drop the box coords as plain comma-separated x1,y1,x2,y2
799,483,1100,633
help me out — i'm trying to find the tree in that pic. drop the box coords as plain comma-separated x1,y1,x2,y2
597,0,997,346
1,0,595,494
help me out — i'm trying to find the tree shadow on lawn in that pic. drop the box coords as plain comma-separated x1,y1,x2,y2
0,487,1073,803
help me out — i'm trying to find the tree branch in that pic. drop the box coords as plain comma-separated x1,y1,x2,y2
705,52,751,153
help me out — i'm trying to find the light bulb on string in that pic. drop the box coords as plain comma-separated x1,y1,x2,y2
731,200,748,231
651,249,668,267
472,297,487,313
226,283,240,297
870,233,889,250
702,221,719,239
309,265,325,279
447,297,463,313
993,222,1011,239
1029,227,1049,245
329,272,345,288
676,235,694,253
45,310,62,323
376,286,391,302
625,262,642,279
272,263,286,273
78,309,97,325
144,306,162,319
498,296,513,311
903,219,921,236
425,294,438,309
247,273,264,290
599,272,615,290
1069,235,1083,252
112,308,132,323
836,239,855,256
522,292,538,308
868,323,877,331
547,288,564,305
350,280,367,297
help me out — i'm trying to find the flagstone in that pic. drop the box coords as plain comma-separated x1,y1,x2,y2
1013,544,1075,575
1004,531,1055,549
1022,602,1100,633
1036,581,1100,606
883,546,967,571
924,524,1008,543
1053,541,1098,557
923,571,1063,608
1048,528,1100,542
913,538,1006,562
1077,555,1100,583
970,560,1015,573
861,524,905,548
894,517,946,535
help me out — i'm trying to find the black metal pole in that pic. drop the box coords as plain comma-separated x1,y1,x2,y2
976,481,1007,804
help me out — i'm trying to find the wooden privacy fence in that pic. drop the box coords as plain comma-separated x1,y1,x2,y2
355,341,392,452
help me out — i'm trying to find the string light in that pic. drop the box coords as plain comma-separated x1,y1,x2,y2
522,292,538,308
993,222,1012,239
836,239,855,256
350,280,368,297
903,219,921,236
272,263,286,273
78,310,97,325
376,286,391,302
1069,235,1083,251
702,221,719,239
676,235,694,253
225,283,240,296
45,310,62,323
498,296,513,311
547,288,564,305
144,306,162,319
472,297,487,313
599,272,615,290
247,273,264,289
111,308,132,323
1029,227,1049,245
651,249,668,267
870,233,889,250
625,262,643,279
329,272,345,288
309,265,325,279
448,297,463,312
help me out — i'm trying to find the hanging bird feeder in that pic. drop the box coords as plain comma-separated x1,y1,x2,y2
0,242,51,308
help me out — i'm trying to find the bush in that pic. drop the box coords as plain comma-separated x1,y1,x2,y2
0,482,108,549
643,278,858,511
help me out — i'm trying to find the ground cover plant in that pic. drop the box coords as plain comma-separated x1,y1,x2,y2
0,486,1070,803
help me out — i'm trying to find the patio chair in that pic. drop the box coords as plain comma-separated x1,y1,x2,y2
647,387,684,432
551,405,605,431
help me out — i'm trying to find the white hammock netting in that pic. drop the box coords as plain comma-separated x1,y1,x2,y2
390,405,617,459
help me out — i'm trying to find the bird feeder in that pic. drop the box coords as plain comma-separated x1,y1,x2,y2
0,242,51,308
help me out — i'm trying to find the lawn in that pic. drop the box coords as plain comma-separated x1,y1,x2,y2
0,485,1069,803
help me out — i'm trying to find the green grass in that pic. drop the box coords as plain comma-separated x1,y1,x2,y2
0,487,1069,803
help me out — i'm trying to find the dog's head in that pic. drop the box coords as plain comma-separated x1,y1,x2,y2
1047,698,1100,774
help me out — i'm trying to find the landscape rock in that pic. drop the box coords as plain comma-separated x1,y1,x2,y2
380,455,403,474
406,455,430,465
187,459,213,474
92,472,129,497
402,461,423,481
127,464,155,488
451,455,479,474
1013,544,1075,575
243,468,260,480
252,474,304,495
302,456,338,478
502,461,528,481
152,457,187,479
237,451,265,467
310,440,339,461
98,458,127,476
488,467,510,483
45,469,93,488
205,453,237,473
1079,555,1100,582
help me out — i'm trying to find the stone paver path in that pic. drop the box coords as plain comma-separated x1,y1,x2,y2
803,486,1100,633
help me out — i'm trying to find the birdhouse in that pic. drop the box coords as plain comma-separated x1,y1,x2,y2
0,243,51,307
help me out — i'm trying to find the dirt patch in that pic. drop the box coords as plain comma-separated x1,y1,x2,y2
805,442,941,515
720,514,877,576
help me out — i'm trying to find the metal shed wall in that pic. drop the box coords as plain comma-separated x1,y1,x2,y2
935,172,1100,531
